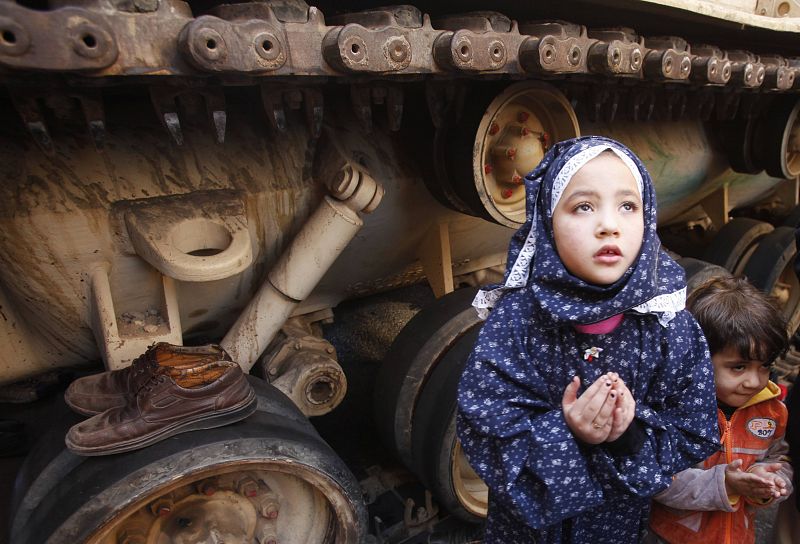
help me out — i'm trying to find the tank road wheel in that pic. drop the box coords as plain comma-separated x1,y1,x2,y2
10,378,367,544
374,287,487,522
718,116,763,174
742,226,800,335
410,327,485,522
677,257,732,295
702,218,774,274
755,97,800,179
437,82,580,227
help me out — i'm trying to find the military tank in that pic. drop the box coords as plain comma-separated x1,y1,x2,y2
3,0,800,542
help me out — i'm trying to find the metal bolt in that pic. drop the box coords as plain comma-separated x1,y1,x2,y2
610,46,621,67
541,43,556,65
325,346,334,354
663,55,673,75
386,37,409,63
344,36,367,63
455,38,472,62
199,481,216,496
488,122,499,135
488,40,505,64
238,477,259,497
150,499,173,518
631,48,642,70
680,56,691,75
293,342,302,350
568,45,581,66
484,163,493,175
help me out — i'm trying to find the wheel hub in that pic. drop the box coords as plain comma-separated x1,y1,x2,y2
473,82,580,227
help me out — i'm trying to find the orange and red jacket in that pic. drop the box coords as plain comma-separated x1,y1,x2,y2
649,382,793,544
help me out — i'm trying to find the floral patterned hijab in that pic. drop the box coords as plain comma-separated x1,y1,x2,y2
473,136,686,327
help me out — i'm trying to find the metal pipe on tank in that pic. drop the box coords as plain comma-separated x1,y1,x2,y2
222,165,384,371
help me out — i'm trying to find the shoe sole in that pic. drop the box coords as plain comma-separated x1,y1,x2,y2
65,391,258,456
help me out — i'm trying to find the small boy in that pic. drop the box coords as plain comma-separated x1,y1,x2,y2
649,276,793,544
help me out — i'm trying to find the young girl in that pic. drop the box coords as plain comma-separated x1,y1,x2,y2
457,136,720,543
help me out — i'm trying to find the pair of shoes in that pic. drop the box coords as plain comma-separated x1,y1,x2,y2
64,343,257,456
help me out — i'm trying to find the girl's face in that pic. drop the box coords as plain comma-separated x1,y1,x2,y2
552,152,644,285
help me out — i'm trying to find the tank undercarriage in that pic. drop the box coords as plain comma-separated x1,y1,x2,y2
3,1,800,542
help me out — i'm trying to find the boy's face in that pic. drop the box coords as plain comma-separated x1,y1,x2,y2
712,347,771,407
552,153,644,286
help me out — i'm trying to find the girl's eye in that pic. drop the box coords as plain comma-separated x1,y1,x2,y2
731,365,746,372
620,201,639,212
574,202,593,213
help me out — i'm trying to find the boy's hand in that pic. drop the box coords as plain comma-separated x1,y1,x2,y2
747,463,791,500
725,459,778,500
562,374,618,444
606,376,636,442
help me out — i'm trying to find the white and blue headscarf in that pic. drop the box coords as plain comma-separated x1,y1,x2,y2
473,136,686,326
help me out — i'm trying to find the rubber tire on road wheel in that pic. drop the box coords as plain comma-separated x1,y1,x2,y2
754,97,800,179
782,204,800,228
10,377,367,544
742,226,800,335
373,287,480,469
410,326,484,524
702,217,773,274
717,117,763,174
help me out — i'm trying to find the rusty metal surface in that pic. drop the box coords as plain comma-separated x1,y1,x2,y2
0,0,795,152
0,0,794,86
0,1,797,150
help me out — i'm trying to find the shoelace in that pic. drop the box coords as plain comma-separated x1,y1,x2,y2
139,373,168,394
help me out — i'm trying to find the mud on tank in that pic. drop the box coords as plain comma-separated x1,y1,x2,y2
2,0,800,542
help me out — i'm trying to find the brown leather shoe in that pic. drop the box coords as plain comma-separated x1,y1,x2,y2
64,343,231,416
65,360,256,456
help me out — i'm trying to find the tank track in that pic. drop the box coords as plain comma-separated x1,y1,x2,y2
1,0,799,148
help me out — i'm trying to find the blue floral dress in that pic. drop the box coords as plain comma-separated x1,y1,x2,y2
457,137,719,543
